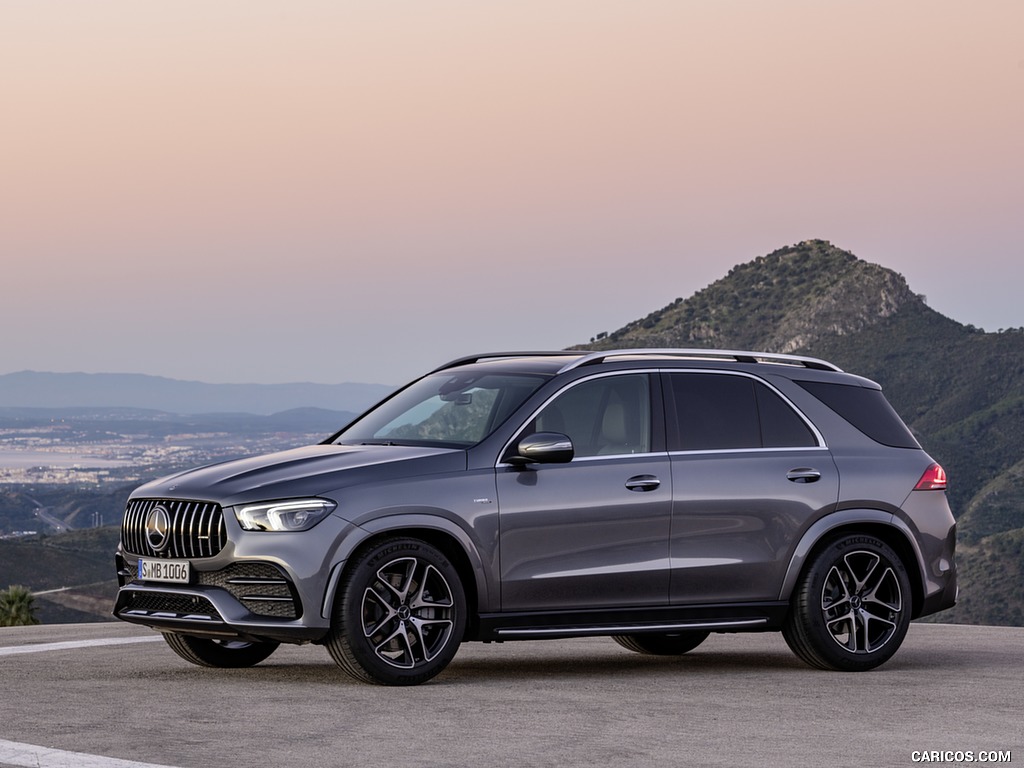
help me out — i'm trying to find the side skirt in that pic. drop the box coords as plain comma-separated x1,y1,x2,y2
474,601,789,642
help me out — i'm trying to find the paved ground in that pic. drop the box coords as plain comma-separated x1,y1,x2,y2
0,622,1020,768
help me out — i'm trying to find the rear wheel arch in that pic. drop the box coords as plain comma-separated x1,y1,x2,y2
782,513,926,618
783,531,913,670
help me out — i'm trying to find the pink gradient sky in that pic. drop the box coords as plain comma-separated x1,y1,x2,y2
2,1,1022,385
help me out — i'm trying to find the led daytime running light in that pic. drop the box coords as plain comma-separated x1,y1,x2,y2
235,498,336,531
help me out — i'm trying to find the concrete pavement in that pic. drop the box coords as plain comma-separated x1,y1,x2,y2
0,622,1020,768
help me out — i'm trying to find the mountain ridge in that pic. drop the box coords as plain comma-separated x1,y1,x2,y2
0,371,393,416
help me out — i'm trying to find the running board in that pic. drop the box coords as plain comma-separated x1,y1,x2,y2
475,602,788,642
494,618,768,640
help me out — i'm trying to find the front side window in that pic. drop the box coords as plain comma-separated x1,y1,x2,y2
336,371,548,448
667,373,817,451
529,374,652,458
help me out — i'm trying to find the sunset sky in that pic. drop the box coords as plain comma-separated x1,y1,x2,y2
3,1,1022,386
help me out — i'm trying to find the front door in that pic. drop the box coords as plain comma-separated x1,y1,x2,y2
495,373,672,611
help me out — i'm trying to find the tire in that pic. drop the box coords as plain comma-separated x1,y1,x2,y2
612,631,710,656
783,533,912,671
163,633,279,668
326,537,467,686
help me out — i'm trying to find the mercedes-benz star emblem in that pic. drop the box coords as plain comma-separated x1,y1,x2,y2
145,505,172,552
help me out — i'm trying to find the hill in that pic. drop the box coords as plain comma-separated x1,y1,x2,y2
0,371,393,415
0,526,121,623
580,239,1024,625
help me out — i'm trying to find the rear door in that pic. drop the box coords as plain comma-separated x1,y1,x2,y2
663,371,839,604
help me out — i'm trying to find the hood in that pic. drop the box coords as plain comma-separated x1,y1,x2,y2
131,443,467,506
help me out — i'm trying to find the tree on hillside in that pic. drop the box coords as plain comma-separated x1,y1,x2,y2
0,585,41,627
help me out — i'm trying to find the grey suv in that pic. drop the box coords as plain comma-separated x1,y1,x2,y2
114,350,957,685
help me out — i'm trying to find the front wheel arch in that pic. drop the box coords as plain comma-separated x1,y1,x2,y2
325,526,481,637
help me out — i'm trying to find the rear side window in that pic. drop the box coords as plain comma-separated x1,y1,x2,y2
666,373,817,451
796,380,919,449
756,383,819,447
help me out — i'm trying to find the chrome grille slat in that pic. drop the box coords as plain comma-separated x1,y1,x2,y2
121,498,226,559
186,501,197,557
205,505,218,561
126,500,142,555
206,507,218,557
195,504,209,557
180,504,185,557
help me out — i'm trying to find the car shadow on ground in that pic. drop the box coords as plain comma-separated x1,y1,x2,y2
142,644,816,687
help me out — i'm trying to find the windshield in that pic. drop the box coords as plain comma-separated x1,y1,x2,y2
335,371,549,448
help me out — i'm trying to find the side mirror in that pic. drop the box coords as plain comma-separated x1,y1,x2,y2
509,432,574,465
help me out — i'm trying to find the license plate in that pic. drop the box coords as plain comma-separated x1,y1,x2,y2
137,558,191,584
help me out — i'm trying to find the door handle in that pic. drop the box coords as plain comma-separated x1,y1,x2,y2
787,468,821,483
625,475,661,492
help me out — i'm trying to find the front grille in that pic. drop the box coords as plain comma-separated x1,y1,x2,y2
122,498,226,558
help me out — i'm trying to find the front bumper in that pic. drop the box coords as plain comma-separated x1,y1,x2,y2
113,502,361,643
114,553,330,644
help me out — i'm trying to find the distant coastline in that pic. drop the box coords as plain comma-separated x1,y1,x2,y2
0,449,131,469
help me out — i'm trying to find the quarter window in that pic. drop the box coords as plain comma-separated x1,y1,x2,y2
795,380,918,449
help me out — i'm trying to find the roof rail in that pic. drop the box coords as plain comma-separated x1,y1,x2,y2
431,351,580,373
557,349,842,373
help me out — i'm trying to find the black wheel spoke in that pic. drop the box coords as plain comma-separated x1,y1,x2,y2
375,557,418,604
372,623,417,668
820,548,905,656
361,587,399,638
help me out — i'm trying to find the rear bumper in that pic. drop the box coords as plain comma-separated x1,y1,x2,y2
918,557,958,618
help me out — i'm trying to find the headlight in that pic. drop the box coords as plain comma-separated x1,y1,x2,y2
234,498,336,532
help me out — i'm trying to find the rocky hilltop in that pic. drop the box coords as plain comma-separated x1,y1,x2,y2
585,240,923,351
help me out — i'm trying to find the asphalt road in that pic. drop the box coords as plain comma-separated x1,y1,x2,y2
0,622,1020,768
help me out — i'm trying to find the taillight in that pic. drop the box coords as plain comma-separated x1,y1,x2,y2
914,463,947,491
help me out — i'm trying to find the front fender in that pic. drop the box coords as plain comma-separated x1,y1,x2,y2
319,509,495,620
